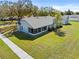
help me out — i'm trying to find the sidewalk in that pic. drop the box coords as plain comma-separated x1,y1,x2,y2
0,33,33,59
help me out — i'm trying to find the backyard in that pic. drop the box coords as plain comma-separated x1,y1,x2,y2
8,21,79,59
0,39,19,59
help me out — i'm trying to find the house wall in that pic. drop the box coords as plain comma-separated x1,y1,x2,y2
17,20,31,33
17,24,20,31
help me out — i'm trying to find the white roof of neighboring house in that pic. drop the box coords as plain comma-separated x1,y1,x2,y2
63,15,79,18
69,15,79,18
63,15,79,21
21,16,55,29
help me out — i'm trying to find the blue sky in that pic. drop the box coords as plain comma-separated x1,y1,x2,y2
1,0,79,12
32,0,79,12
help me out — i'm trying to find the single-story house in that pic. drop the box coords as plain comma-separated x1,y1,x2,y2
17,16,69,35
17,16,56,35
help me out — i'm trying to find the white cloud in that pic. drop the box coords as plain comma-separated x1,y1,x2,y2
53,4,79,12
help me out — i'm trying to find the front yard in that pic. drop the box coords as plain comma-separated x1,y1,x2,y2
8,22,79,59
0,39,19,59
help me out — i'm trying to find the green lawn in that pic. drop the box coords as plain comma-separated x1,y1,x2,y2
0,21,16,25
8,22,79,59
0,21,4,24
0,39,19,59
0,21,10,24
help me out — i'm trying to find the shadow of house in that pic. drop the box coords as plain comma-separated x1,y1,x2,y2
12,31,50,41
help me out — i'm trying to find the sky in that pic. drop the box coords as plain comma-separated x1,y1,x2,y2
31,0,79,12
1,0,79,12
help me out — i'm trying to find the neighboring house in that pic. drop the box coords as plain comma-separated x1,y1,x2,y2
17,16,69,35
62,15,79,23
69,15,79,22
62,15,69,24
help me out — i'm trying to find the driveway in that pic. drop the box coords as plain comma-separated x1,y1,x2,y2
0,33,33,59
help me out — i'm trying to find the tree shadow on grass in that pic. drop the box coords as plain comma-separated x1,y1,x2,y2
54,30,65,37
12,31,50,41
57,32,65,37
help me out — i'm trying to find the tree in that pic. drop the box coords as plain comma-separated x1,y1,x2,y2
61,12,64,16
51,10,62,31
14,0,33,24
55,12,62,28
0,0,10,17
37,7,49,16
75,12,79,15
0,0,17,18
65,9,74,15
17,0,29,17
0,0,38,20
31,5,38,16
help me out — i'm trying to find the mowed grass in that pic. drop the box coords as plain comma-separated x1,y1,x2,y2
0,39,19,59
9,22,79,59
0,21,5,24
0,21,16,25
0,21,10,24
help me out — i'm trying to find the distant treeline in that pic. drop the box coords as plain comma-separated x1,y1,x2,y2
0,0,79,19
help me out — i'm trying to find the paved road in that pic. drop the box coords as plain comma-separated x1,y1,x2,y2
0,33,33,59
